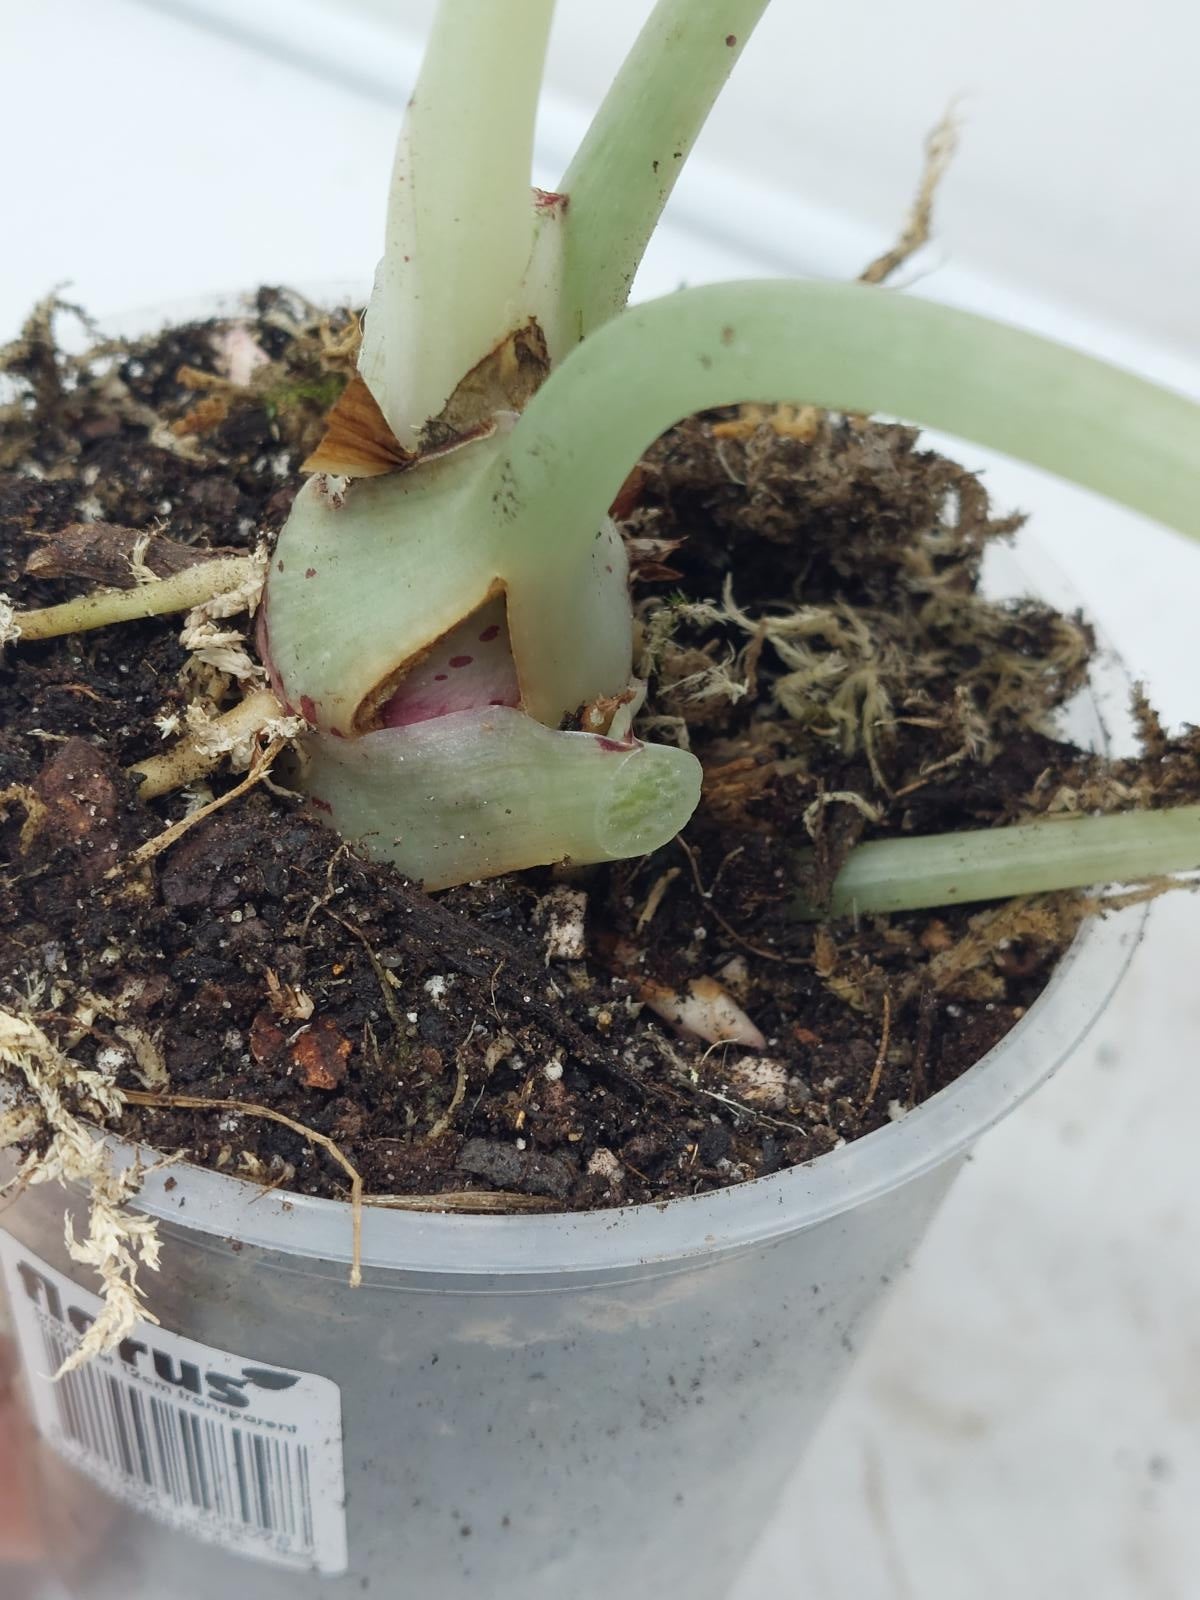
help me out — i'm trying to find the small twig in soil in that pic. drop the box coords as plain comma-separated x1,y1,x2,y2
908,986,938,1107
23,521,242,589
426,1026,475,1142
322,909,407,1034
361,1190,557,1214
636,866,682,932
691,1084,805,1134
122,1090,364,1287
8,556,259,642
675,835,804,965
859,105,960,286
129,741,288,865
298,841,353,944
487,960,505,1026
862,991,893,1112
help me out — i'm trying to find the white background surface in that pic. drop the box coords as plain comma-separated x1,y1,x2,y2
3,4,1198,1597
345,0,1200,364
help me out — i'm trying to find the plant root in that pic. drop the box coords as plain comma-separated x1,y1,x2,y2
8,556,260,643
123,1091,363,1287
129,738,291,865
131,689,301,799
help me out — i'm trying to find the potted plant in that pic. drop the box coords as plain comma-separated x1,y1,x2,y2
1,2,1197,1597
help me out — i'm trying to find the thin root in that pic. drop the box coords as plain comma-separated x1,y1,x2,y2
862,991,892,1111
129,739,287,864
131,689,298,799
9,556,259,643
123,1089,363,1287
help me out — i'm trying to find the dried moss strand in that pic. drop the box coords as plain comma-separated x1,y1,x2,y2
859,107,959,286
794,805,1200,919
10,556,258,641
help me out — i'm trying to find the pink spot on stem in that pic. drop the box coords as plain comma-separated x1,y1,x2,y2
300,695,318,723
305,567,317,579
310,796,333,814
596,736,634,753
379,595,519,727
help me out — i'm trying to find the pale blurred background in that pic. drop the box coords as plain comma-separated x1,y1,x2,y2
3,3,1199,1597
349,0,1200,360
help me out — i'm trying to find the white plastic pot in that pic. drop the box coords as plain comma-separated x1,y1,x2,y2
0,298,1146,1600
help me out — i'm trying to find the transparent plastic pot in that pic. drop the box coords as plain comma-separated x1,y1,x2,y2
0,895,1140,1600
0,296,1146,1600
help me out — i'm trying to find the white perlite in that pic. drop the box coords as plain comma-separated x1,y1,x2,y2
423,974,452,1007
726,1056,791,1111
536,887,588,962
586,1147,623,1184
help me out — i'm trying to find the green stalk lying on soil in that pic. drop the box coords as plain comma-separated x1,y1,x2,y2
795,806,1200,918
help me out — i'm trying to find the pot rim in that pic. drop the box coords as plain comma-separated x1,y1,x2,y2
15,289,1148,1280
114,896,1139,1277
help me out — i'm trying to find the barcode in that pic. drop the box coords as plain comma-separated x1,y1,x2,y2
1,1235,347,1574
38,1320,315,1556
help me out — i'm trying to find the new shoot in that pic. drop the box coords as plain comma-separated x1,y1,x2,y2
260,0,1199,903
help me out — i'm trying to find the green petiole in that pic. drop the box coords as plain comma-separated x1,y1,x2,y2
794,806,1200,919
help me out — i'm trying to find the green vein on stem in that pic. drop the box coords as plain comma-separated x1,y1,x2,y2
493,278,1200,549
560,0,771,341
793,806,1200,919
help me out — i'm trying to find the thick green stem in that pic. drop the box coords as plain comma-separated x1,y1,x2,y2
493,279,1200,550
794,807,1200,919
358,0,557,446
560,0,771,341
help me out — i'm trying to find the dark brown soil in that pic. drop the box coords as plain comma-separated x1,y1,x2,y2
2,291,1196,1210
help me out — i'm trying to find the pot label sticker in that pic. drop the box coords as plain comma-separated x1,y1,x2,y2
0,1234,349,1575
